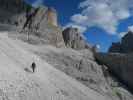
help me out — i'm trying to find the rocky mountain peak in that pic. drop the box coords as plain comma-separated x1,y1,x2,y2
62,27,91,50
0,1,133,100
0,0,64,47
109,31,133,53
122,31,133,41
46,7,58,26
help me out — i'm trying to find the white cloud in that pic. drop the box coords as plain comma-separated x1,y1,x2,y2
32,0,43,8
66,0,133,34
118,25,133,38
71,14,88,25
115,9,130,19
119,32,127,38
128,25,133,32
64,23,87,33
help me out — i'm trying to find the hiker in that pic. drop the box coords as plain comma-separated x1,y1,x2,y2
31,62,36,73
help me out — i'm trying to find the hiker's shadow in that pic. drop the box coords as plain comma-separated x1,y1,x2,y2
24,68,33,73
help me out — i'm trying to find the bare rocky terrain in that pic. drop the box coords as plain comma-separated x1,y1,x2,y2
0,0,133,100
0,33,111,100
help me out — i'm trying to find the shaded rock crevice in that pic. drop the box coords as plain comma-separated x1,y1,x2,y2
95,52,133,92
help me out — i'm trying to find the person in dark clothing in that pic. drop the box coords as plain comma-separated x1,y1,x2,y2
31,62,36,73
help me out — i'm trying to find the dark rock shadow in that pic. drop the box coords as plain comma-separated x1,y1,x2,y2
0,0,30,31
24,68,32,73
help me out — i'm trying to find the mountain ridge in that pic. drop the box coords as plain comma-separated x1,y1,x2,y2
0,0,133,100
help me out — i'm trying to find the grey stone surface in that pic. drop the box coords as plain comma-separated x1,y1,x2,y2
112,87,133,100
30,46,113,98
0,0,26,24
19,6,65,47
0,0,65,47
95,52,133,92
0,0,133,100
25,45,132,100
62,27,91,49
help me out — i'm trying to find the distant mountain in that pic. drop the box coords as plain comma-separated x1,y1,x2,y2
109,31,133,53
95,31,133,98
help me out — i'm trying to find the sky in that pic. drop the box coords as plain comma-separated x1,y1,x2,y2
24,0,133,52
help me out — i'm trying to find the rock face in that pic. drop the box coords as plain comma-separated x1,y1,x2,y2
0,0,58,27
62,27,91,49
109,42,121,53
121,31,133,53
1,0,133,100
21,6,64,47
0,0,65,47
46,7,58,26
0,0,26,24
0,0,25,12
95,53,133,91
109,31,133,53
94,30,133,100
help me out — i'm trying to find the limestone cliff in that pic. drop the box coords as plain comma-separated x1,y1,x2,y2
0,0,64,47
62,27,91,50
46,7,58,27
20,6,64,47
